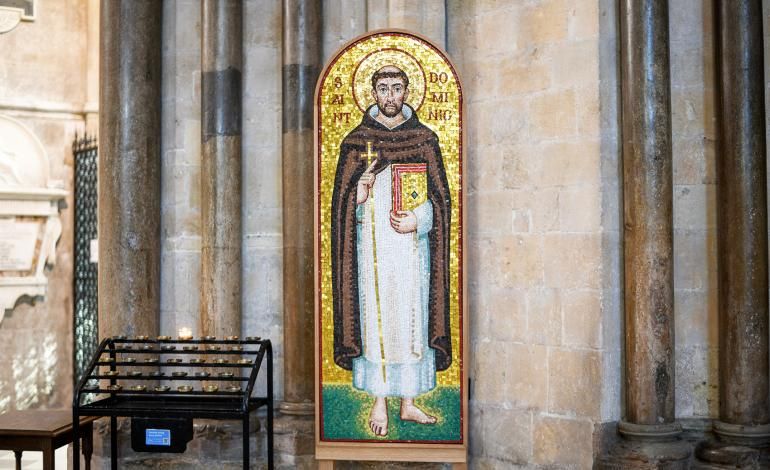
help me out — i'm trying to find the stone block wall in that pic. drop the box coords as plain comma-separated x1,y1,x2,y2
94,0,726,467
669,0,719,423
0,0,94,414
160,0,204,359
446,0,616,467
240,0,284,400
322,0,446,63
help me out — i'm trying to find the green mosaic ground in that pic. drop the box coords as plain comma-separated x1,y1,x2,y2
321,384,461,441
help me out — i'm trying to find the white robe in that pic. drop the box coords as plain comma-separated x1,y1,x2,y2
352,161,436,398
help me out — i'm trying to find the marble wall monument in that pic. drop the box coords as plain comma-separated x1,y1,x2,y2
0,114,66,318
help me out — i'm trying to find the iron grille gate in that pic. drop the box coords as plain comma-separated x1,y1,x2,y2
73,135,98,388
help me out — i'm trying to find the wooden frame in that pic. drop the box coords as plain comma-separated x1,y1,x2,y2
313,29,468,467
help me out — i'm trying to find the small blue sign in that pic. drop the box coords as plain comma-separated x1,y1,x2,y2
145,428,171,446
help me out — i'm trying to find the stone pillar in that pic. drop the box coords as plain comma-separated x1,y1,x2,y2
98,0,162,339
601,1,689,466
714,0,769,436
620,0,676,433
200,0,242,338
696,2,770,464
280,0,321,415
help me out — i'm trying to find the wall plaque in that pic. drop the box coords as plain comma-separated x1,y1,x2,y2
315,30,466,465
0,0,35,34
0,114,66,318
0,219,38,270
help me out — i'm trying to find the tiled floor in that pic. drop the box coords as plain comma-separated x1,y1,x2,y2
0,447,68,469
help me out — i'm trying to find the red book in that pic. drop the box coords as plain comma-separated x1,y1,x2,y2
391,163,428,213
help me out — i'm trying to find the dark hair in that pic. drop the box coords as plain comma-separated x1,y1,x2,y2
371,68,409,90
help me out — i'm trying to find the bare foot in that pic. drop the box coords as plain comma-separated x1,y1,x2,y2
399,398,437,424
369,397,388,436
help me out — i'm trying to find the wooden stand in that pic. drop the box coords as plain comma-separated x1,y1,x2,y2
318,461,466,469
0,410,96,470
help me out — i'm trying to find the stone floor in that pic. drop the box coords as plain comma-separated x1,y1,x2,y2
0,448,68,469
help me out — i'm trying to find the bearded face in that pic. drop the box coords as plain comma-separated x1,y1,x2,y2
371,75,409,118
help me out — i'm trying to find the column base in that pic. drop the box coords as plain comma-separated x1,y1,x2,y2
598,422,691,469
693,439,768,469
712,421,770,447
279,400,315,416
274,413,315,465
692,422,770,468
618,421,683,442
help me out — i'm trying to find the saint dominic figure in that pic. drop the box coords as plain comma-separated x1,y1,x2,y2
331,65,452,437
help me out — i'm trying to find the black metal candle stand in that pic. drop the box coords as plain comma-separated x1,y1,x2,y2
73,336,273,470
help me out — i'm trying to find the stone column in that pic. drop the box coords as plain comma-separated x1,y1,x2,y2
714,0,769,435
98,0,162,339
280,0,321,415
697,2,770,464
620,0,677,434
602,1,689,466
200,0,242,338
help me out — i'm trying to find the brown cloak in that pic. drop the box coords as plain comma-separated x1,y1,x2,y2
331,106,452,372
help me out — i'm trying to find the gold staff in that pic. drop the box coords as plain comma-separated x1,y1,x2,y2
360,141,387,382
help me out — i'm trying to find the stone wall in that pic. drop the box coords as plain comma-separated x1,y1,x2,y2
240,0,284,400
669,0,719,424
445,0,731,466
159,0,203,356
0,0,755,468
448,0,615,467
0,0,94,413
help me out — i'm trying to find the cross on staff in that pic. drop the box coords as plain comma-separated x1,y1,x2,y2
360,141,378,166
360,141,387,383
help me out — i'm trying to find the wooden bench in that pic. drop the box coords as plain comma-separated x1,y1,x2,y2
0,410,96,470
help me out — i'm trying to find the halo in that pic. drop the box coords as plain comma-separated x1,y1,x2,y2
352,48,426,114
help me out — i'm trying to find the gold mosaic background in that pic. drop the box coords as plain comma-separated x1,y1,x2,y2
318,33,462,386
